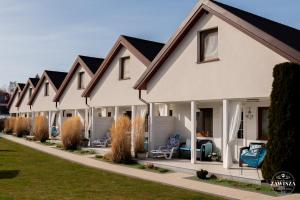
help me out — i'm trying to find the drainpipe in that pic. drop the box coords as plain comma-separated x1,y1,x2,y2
138,90,150,153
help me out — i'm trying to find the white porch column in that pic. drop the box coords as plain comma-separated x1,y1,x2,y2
114,106,119,124
84,108,89,138
131,105,136,156
149,103,154,150
101,107,107,117
74,109,78,117
58,111,63,136
91,107,95,140
222,99,229,168
48,111,52,136
191,101,197,164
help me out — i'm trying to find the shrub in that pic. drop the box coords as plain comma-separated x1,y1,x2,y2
133,116,145,154
197,169,208,179
14,117,30,137
4,117,17,134
33,115,49,142
61,117,83,150
262,62,300,192
110,116,131,163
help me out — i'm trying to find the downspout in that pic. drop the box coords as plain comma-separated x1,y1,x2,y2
138,90,150,153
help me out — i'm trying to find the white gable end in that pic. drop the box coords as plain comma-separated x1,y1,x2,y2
58,65,93,110
146,13,288,102
89,47,147,107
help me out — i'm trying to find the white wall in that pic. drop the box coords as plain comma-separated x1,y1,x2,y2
89,47,147,107
150,116,175,150
31,80,57,112
18,86,32,113
9,92,20,114
58,66,92,110
146,13,288,102
92,117,114,141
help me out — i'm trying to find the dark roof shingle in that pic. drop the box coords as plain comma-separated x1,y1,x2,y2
122,35,165,61
79,55,104,74
17,83,25,91
213,0,300,52
45,70,68,90
29,78,40,87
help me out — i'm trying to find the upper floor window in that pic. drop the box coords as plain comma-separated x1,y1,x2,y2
78,71,85,89
119,56,130,80
29,88,33,97
44,82,49,96
258,107,269,140
196,108,213,137
198,28,218,62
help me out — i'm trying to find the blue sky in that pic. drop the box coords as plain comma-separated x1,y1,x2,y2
0,0,299,88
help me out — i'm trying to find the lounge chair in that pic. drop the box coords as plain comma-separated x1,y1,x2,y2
151,134,180,159
239,143,267,168
91,132,111,148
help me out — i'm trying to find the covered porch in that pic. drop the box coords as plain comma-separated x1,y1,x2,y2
148,98,269,169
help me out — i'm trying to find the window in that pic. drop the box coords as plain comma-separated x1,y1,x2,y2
44,82,49,96
107,112,112,117
119,56,130,80
78,71,85,89
29,88,32,97
66,113,72,118
258,107,269,140
169,110,173,117
237,112,244,139
196,108,213,137
198,28,218,62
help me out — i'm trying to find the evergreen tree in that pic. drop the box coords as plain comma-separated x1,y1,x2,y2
262,62,300,192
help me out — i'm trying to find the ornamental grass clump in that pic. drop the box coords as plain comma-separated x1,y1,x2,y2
133,116,145,154
111,116,132,163
33,115,49,142
14,117,30,137
61,117,83,150
4,117,17,134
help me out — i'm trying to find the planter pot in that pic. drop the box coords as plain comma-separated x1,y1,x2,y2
136,152,147,160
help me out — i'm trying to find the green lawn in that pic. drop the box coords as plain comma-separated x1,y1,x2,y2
0,138,226,200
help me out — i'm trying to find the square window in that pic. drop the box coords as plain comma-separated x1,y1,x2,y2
198,28,218,62
119,56,130,80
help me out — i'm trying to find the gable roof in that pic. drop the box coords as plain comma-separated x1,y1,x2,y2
28,70,67,105
7,83,25,109
134,0,300,90
53,55,104,102
29,78,40,87
15,77,40,107
82,35,164,97
78,55,104,74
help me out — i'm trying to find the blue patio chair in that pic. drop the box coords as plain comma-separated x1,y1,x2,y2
151,134,180,159
51,126,59,137
239,143,267,168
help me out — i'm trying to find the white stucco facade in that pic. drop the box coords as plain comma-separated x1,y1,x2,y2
31,80,57,112
88,47,147,107
145,13,288,103
58,65,92,110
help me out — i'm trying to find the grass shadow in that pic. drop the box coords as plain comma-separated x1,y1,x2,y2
0,170,20,179
0,150,16,152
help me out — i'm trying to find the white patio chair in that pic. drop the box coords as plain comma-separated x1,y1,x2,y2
91,132,111,148
151,134,180,159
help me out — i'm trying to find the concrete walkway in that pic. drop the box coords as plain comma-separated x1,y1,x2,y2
1,134,297,200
